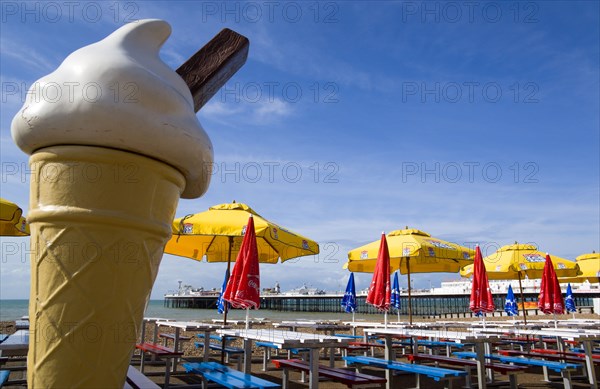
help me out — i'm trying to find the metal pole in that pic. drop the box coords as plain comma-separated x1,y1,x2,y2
517,272,527,324
221,236,234,364
223,236,233,324
407,257,413,325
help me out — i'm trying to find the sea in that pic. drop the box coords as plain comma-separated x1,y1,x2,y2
0,300,372,322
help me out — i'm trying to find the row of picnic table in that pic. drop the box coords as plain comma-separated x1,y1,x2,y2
134,318,599,389
1,317,598,389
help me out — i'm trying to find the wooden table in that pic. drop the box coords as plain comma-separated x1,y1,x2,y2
140,317,172,345
155,321,229,371
273,322,353,365
218,328,350,389
363,327,498,389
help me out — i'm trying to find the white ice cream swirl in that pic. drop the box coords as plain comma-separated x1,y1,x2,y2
11,19,213,199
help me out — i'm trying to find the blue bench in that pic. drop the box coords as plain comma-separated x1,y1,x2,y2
255,341,310,371
453,351,581,373
196,333,237,343
333,333,378,341
183,362,280,389
408,353,526,389
377,339,470,354
0,371,10,388
344,355,466,389
194,341,244,355
272,359,386,389
453,351,580,389
194,342,243,369
0,335,8,344
570,347,600,354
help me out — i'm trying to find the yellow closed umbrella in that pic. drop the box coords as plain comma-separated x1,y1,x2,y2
346,228,474,324
460,243,580,323
0,198,29,236
559,252,599,283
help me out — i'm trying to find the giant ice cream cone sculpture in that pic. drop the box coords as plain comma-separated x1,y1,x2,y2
11,20,213,387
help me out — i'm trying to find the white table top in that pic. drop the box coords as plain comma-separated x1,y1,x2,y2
279,320,340,325
0,330,29,350
474,327,600,340
211,319,266,325
156,320,227,330
342,321,406,328
363,327,498,343
143,317,172,323
218,328,350,348
273,322,351,330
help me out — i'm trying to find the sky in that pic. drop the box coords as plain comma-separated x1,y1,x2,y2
0,1,598,300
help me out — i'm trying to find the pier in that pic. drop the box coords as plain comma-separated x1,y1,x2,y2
164,291,598,317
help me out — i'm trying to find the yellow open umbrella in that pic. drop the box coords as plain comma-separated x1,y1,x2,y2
559,252,599,283
460,243,580,322
346,228,474,324
0,198,29,236
460,243,580,279
165,201,319,324
165,202,319,263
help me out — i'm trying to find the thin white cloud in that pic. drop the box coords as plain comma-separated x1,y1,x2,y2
201,98,292,127
0,38,56,73
253,98,292,118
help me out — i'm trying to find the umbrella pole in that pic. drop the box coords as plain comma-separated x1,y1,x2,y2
245,308,250,330
223,237,233,325
407,257,413,325
384,311,388,328
517,273,527,325
352,311,355,323
221,237,234,364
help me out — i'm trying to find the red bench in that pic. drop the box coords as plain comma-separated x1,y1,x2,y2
498,349,599,365
529,348,600,360
272,359,386,388
135,343,183,388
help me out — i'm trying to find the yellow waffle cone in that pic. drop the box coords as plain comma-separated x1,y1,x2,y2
27,145,185,388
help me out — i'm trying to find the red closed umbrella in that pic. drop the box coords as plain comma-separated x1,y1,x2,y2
366,233,391,313
223,215,260,321
469,245,495,315
538,254,565,315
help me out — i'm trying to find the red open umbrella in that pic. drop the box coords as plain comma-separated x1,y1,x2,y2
469,245,495,316
223,215,260,327
538,254,565,316
366,233,391,321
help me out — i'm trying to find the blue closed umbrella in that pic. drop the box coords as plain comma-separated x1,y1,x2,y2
217,269,230,314
504,284,519,316
341,273,357,320
391,271,401,322
565,283,576,314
